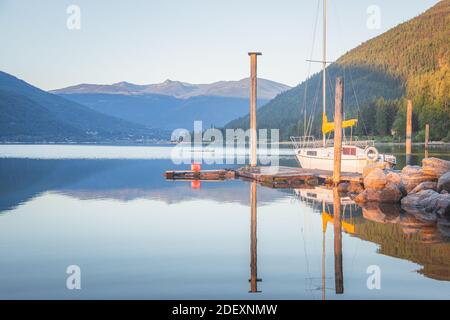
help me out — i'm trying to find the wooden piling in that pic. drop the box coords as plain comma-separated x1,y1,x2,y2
248,52,262,167
406,99,413,164
425,123,429,158
333,187,344,294
333,77,344,185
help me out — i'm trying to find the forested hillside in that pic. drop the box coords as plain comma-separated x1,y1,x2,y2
226,0,450,141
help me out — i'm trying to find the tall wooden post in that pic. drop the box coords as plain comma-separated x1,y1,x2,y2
333,77,344,185
249,181,260,293
333,187,344,294
406,100,413,165
425,123,429,158
248,52,262,167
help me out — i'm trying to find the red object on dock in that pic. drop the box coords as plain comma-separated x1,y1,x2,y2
191,163,201,172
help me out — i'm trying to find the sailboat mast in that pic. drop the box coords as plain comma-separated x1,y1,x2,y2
322,0,327,147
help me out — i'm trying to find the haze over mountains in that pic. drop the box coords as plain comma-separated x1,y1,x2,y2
52,78,290,130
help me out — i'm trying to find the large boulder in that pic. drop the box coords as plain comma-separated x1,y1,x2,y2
409,181,438,194
386,171,401,185
363,163,386,178
422,157,450,178
386,171,406,196
437,172,450,193
400,165,436,193
355,182,402,203
363,168,387,190
401,189,450,219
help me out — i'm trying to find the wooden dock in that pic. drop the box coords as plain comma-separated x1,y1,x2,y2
164,166,362,189
235,166,362,188
165,169,235,181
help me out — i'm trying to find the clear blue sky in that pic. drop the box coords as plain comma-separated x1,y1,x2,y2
0,0,440,90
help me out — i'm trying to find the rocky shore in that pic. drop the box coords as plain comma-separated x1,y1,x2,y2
346,157,450,237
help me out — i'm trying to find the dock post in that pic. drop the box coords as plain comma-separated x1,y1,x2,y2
248,52,262,167
333,187,344,294
406,99,413,165
425,123,429,158
333,77,344,185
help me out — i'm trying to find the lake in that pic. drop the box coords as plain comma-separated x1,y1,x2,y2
0,144,449,299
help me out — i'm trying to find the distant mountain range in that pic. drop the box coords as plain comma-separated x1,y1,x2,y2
0,71,289,142
0,71,167,143
51,78,290,131
51,78,290,100
226,0,450,141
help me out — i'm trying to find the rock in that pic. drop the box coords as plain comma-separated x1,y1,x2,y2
386,171,407,196
409,181,438,194
386,171,401,185
355,182,402,203
400,165,436,193
422,157,450,178
401,189,450,219
337,182,350,193
437,172,450,193
363,163,386,178
363,168,387,190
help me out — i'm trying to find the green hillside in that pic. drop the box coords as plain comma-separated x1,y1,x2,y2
226,0,450,141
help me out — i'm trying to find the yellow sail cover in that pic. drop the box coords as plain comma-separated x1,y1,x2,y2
322,113,358,135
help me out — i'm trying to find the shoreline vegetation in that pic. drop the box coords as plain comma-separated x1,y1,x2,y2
1,141,450,149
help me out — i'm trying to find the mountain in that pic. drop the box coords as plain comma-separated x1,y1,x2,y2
226,1,450,141
0,71,168,142
51,78,290,100
51,78,290,130
55,93,268,130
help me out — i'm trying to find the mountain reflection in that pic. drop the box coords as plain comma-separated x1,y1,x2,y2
1,158,449,287
0,158,286,212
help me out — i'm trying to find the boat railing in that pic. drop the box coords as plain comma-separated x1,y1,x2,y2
290,136,375,149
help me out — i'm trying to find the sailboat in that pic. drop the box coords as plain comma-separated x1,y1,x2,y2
291,0,396,173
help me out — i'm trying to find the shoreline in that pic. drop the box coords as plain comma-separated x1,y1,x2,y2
1,141,450,147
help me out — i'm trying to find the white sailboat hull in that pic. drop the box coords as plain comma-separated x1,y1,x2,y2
293,146,393,173
296,153,368,173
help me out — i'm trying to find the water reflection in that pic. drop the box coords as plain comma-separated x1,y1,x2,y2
249,181,261,293
1,149,450,299
0,158,286,212
294,185,450,283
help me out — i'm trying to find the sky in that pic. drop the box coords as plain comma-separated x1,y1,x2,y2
0,0,441,90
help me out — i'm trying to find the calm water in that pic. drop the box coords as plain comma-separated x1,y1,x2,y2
0,144,449,299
